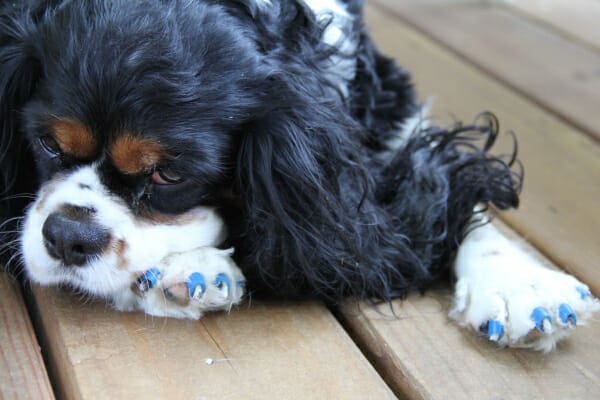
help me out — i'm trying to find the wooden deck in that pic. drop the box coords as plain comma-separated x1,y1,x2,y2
3,1,599,398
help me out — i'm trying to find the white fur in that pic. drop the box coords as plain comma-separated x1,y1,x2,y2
135,247,245,319
376,101,432,163
21,165,244,316
254,0,357,96
450,223,600,352
301,0,358,96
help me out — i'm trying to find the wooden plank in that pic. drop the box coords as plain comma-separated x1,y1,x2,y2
0,272,55,400
505,0,600,52
364,5,600,294
339,221,600,400
28,285,396,400
341,289,600,400
372,0,600,141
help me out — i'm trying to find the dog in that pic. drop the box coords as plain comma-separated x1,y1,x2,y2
0,0,597,351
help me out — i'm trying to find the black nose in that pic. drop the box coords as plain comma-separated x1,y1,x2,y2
42,207,110,266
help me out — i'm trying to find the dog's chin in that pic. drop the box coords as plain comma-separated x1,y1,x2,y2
20,165,228,299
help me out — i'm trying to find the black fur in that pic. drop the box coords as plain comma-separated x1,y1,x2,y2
0,0,521,303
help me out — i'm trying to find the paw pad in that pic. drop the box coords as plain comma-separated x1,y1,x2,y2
187,272,206,299
558,303,577,326
531,307,552,332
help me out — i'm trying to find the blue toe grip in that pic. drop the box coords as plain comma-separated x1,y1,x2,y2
531,307,552,331
140,268,161,288
558,303,577,325
187,272,206,297
487,320,504,338
577,287,591,300
214,273,232,290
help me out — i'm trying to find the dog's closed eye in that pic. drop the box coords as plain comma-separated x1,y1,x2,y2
151,167,184,185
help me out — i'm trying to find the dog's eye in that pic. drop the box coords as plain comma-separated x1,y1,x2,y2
151,167,184,185
39,135,62,156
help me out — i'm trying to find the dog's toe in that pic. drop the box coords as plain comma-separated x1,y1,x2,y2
132,248,246,319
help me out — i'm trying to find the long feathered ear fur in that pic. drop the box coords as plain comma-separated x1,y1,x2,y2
232,2,521,302
0,4,42,268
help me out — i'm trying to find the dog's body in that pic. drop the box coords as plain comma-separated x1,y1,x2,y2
1,0,597,351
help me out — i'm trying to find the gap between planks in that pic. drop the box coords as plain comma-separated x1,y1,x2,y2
337,220,600,400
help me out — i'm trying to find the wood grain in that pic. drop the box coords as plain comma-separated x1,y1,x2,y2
341,288,600,400
339,221,600,400
29,286,395,400
365,5,600,294
0,272,55,400
506,0,600,52
372,0,600,142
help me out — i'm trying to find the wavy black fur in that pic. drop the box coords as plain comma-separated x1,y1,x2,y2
0,0,522,303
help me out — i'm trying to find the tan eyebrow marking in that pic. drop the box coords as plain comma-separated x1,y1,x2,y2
110,133,166,175
50,119,97,159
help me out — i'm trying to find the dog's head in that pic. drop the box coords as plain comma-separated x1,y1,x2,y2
1,0,270,295
0,0,363,297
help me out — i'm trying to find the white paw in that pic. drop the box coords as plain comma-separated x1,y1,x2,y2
130,247,245,319
450,224,600,352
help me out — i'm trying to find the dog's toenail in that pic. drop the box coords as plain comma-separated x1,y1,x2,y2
558,303,577,326
531,307,552,332
131,268,160,296
486,320,504,341
187,272,206,299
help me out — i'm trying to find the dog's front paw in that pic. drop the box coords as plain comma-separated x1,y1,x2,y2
451,269,599,352
450,226,599,352
131,247,245,319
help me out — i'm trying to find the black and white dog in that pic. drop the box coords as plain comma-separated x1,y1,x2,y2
0,0,597,351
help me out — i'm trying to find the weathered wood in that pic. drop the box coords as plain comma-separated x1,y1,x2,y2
0,272,55,400
365,5,600,294
371,0,600,142
29,285,395,400
339,220,600,400
341,288,600,400
506,0,600,52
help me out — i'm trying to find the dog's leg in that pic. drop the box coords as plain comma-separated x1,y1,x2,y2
129,247,245,319
450,223,599,352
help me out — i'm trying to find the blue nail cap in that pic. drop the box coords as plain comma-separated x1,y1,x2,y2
531,307,552,331
487,320,504,338
140,268,161,288
577,287,591,300
558,303,577,325
187,272,206,297
214,273,232,290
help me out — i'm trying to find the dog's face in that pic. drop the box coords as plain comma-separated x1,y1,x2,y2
13,0,272,295
2,0,363,300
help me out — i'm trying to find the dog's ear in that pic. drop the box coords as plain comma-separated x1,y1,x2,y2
233,65,381,300
0,6,42,266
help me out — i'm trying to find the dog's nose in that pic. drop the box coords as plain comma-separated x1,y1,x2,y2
42,207,110,266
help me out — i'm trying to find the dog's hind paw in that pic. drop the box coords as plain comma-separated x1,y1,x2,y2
131,247,245,319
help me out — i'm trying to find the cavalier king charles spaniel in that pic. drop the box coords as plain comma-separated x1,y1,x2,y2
1,0,597,351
